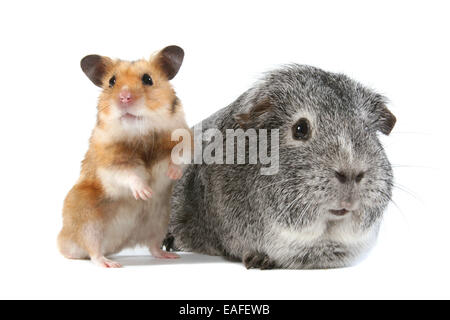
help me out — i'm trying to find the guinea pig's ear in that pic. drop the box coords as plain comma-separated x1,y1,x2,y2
235,99,272,129
375,103,397,135
154,45,184,80
80,55,113,87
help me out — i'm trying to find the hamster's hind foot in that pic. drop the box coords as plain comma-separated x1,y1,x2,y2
243,252,276,270
149,246,180,259
92,256,122,268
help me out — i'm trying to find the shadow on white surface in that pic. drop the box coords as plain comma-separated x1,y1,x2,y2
109,251,231,267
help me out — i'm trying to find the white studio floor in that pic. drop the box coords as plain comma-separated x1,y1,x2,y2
1,207,448,300
1,126,449,299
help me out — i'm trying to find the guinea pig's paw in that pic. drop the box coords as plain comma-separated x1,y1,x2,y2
92,256,122,268
243,252,276,270
167,163,183,180
129,179,153,200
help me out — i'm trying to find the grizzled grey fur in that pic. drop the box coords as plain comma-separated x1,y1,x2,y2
166,64,396,269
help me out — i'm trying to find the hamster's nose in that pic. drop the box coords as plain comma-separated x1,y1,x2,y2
119,90,133,104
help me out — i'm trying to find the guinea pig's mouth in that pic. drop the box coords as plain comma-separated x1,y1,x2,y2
329,209,350,216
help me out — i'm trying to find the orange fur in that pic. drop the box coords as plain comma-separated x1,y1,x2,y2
58,46,190,267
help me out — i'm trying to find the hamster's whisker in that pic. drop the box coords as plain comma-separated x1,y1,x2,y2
97,104,110,113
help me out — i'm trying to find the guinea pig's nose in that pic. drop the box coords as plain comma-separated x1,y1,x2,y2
119,90,133,104
334,170,365,184
340,200,353,209
334,171,348,184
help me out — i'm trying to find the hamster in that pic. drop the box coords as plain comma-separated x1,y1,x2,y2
58,45,189,268
166,64,396,269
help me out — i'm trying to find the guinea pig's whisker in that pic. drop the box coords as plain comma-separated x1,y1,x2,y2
389,131,431,136
375,176,421,202
256,178,300,192
376,188,393,202
392,182,422,202
292,202,312,229
280,192,311,228
387,197,402,213
376,189,409,221
391,164,435,170
372,162,433,170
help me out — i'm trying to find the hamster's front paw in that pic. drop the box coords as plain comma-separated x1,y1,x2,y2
167,163,183,180
243,252,276,270
129,177,152,200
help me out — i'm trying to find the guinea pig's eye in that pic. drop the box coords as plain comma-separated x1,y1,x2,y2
109,75,116,88
142,73,153,86
292,118,311,140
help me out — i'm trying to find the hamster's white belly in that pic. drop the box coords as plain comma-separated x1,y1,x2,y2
101,159,174,255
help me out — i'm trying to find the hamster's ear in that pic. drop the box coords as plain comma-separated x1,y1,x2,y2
235,99,272,129
80,55,113,87
376,103,396,135
153,45,184,80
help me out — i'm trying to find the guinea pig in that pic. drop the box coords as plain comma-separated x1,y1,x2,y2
58,45,189,268
165,64,396,269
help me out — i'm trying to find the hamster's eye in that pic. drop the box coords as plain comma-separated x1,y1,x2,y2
142,73,153,86
292,118,311,140
109,75,116,88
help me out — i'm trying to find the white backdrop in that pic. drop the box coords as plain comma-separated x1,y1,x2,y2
0,0,449,299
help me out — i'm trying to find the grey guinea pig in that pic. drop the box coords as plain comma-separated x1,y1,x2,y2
165,64,396,269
